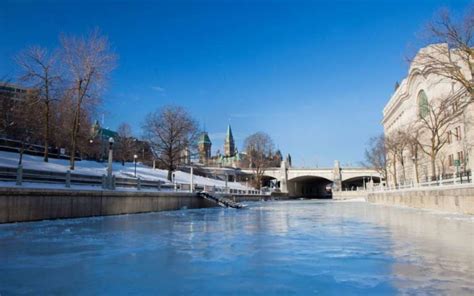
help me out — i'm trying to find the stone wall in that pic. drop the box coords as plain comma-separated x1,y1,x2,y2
332,191,367,200
0,188,217,223
367,185,474,215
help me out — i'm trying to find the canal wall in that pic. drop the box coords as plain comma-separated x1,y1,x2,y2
367,185,474,215
332,191,367,200
0,187,218,223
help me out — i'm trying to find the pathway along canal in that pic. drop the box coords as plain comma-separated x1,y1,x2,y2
0,200,473,295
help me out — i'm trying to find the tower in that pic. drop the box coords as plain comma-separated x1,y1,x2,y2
224,124,235,157
198,132,212,165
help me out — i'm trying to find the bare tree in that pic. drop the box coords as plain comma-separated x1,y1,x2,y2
405,126,422,183
363,134,388,182
416,97,466,180
385,134,401,186
244,132,274,189
16,46,61,162
61,29,117,170
394,130,410,184
116,123,135,165
142,105,199,181
415,8,474,101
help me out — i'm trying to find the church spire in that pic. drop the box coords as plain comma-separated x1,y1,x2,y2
224,124,235,157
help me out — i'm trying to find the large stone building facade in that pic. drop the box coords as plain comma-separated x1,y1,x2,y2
382,44,473,186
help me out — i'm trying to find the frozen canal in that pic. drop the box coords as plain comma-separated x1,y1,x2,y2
1,200,473,295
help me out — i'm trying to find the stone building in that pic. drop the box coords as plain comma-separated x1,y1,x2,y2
224,124,235,157
197,132,212,165
382,44,473,186
197,124,283,169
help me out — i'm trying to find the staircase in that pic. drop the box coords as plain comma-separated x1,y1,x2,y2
198,192,245,209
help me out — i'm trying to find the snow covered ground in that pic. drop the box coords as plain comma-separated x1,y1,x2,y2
0,151,253,191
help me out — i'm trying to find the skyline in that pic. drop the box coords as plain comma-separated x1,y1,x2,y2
1,0,471,167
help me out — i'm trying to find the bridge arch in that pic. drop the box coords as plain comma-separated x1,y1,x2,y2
287,175,333,198
341,176,381,191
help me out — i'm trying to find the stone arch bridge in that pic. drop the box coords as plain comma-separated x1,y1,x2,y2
242,162,381,198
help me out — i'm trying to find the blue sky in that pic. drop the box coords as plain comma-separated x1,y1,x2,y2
1,0,471,167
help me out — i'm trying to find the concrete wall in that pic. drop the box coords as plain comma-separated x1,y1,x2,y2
367,186,474,215
232,194,291,202
332,191,367,200
0,188,217,223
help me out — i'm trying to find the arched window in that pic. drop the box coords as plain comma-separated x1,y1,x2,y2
418,90,429,118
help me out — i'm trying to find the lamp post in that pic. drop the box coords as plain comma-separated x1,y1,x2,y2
107,137,114,189
134,154,138,178
107,137,114,177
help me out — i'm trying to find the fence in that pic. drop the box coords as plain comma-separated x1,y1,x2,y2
371,172,473,192
0,166,262,195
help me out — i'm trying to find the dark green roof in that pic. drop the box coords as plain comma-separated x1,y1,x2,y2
198,132,212,144
101,128,118,139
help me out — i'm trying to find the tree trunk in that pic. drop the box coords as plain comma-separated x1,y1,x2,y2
430,154,437,181
392,155,398,187
167,169,172,182
401,161,406,184
69,111,79,170
69,82,83,170
19,141,25,165
43,101,50,162
414,160,419,183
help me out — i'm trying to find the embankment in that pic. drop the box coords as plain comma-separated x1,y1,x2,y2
367,185,474,215
0,187,218,223
332,191,367,200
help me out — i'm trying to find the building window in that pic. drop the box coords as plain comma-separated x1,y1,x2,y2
455,126,462,141
448,154,454,167
418,90,429,118
448,131,452,144
458,151,464,164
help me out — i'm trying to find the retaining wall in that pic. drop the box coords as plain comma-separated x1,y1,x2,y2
367,185,474,215
0,188,217,223
332,191,367,200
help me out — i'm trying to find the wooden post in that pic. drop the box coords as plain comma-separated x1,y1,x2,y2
66,170,71,188
102,174,107,189
111,175,116,190
190,167,194,193
16,165,23,186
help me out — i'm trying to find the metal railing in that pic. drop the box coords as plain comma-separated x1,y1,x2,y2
371,173,473,192
0,166,263,195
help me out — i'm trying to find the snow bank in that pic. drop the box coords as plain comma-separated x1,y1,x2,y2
0,151,252,190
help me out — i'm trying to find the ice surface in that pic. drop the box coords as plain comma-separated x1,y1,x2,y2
0,200,473,295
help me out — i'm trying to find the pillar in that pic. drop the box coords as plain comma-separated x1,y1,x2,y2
279,160,288,193
333,160,342,191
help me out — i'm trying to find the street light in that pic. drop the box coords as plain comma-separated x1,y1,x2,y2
134,154,138,177
107,137,114,178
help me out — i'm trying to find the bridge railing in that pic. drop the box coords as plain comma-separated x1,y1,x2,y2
0,166,263,195
370,173,473,192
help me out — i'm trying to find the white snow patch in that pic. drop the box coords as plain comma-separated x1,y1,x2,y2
0,151,253,191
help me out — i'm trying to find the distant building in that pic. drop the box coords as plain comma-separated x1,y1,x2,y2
224,124,235,157
0,83,32,102
89,120,118,161
196,124,284,169
198,132,212,165
382,44,473,185
0,82,38,142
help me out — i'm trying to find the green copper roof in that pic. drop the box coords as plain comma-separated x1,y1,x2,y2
225,124,234,144
198,132,212,144
101,128,118,139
